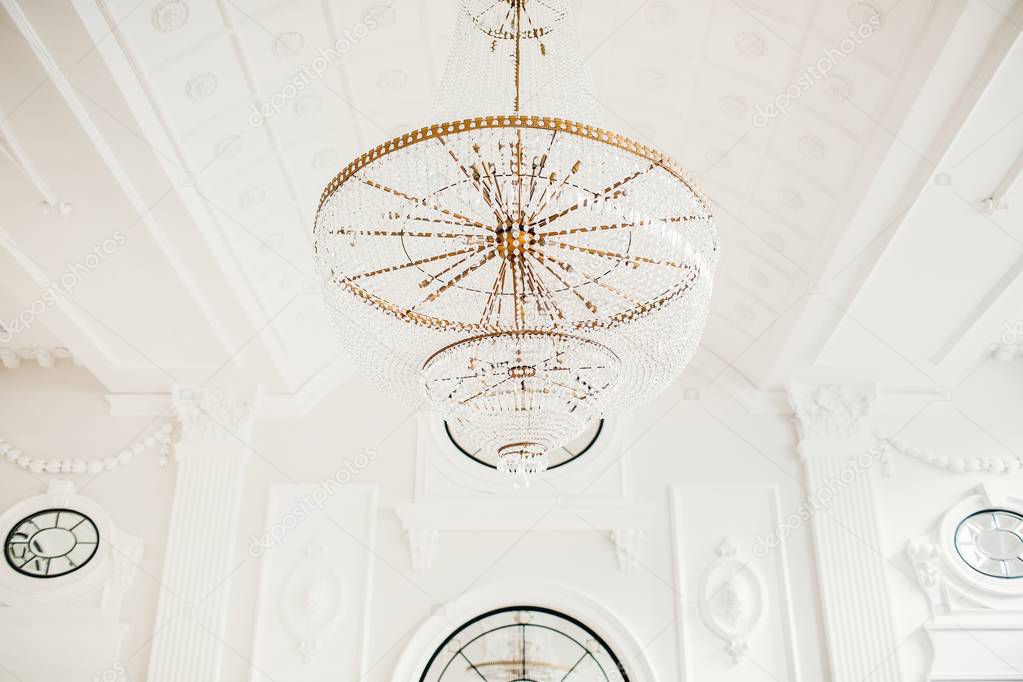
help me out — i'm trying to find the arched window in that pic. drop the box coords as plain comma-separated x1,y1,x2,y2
419,605,629,681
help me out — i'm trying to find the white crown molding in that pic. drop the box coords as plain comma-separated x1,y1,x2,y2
105,355,353,418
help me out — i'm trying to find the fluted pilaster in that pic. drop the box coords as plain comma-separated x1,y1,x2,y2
789,383,901,682
147,386,259,682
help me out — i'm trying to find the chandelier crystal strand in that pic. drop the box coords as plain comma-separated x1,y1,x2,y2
433,0,598,122
313,1,718,481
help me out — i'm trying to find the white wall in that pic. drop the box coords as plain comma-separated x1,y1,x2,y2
2,359,1021,681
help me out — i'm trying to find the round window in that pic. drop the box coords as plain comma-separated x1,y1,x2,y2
4,508,100,579
954,509,1023,579
445,419,604,471
420,606,628,681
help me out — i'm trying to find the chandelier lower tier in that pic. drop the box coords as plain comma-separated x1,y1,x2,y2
313,2,718,480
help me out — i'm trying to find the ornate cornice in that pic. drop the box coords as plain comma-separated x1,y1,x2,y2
787,382,877,441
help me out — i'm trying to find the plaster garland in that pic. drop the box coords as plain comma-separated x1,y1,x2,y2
878,433,1023,475
0,422,176,474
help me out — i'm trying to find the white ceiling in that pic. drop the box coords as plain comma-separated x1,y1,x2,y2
1,0,1020,405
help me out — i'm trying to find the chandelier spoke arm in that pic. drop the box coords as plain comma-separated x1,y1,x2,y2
545,239,695,271
438,137,511,225
329,226,483,238
532,254,602,315
344,246,484,282
526,158,584,225
480,258,508,327
459,375,515,406
534,162,655,228
538,212,703,238
524,130,559,216
522,255,566,323
540,251,645,306
358,175,495,233
414,250,499,310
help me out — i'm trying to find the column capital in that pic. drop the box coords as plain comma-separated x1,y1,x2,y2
788,382,877,447
171,385,261,450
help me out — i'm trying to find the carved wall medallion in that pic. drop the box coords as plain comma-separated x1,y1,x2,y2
698,538,767,664
278,544,345,664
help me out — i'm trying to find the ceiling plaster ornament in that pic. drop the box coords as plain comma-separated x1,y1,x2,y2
848,2,884,29
376,69,409,91
719,95,747,117
152,0,190,33
293,94,323,118
0,423,175,475
238,186,267,210
312,0,718,481
777,188,804,211
699,538,767,664
788,383,877,441
185,72,218,102
637,69,667,90
825,75,853,102
734,32,766,58
0,346,73,369
214,135,244,161
645,3,678,27
878,433,1023,476
749,268,770,289
312,149,339,171
366,3,397,28
734,303,756,323
798,134,827,161
279,543,345,664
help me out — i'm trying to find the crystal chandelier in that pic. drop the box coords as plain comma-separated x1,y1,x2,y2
314,0,718,479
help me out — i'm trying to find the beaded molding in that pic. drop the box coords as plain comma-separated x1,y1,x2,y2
878,433,1023,476
1,423,176,475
